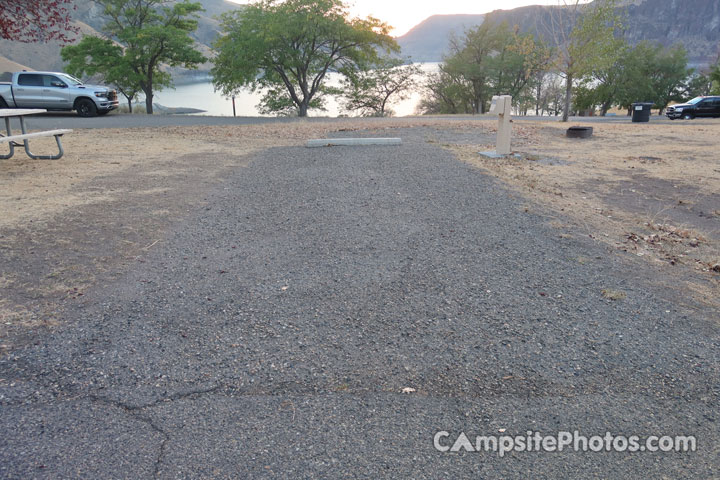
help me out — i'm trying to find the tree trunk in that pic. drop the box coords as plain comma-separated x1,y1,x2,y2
562,74,572,122
145,69,155,115
144,89,154,115
140,85,153,115
298,100,308,117
123,95,133,113
601,101,612,116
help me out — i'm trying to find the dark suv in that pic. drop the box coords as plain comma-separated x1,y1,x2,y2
666,96,720,120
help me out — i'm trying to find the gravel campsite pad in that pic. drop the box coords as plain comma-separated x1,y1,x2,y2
0,117,718,477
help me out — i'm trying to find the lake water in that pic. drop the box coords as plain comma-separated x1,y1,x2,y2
153,63,440,117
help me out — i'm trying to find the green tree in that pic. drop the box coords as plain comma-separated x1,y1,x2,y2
573,40,630,116
547,0,624,121
442,22,505,114
685,71,714,98
340,58,421,117
428,20,550,115
212,0,396,117
62,36,142,112
574,41,691,116
710,62,720,95
62,0,206,115
488,27,552,104
645,44,691,114
418,67,475,115
582,42,691,115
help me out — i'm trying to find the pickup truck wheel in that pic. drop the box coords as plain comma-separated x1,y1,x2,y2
76,99,97,117
0,97,8,108
682,113,694,120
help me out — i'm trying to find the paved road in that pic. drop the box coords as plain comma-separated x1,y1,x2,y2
1,127,718,478
10,110,701,131
8,111,310,131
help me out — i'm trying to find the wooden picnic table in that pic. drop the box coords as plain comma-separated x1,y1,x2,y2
0,108,72,160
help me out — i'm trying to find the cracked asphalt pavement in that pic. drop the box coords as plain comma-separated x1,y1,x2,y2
1,127,718,478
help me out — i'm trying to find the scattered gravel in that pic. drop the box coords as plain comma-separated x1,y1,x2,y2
1,127,717,478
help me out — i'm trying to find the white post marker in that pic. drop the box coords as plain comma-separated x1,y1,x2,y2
481,95,513,157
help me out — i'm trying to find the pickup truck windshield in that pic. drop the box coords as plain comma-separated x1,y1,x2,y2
687,97,704,105
57,74,83,86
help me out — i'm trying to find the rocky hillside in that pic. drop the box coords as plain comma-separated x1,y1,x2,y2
394,14,485,63
398,0,720,66
4,0,718,77
0,0,241,78
622,0,719,65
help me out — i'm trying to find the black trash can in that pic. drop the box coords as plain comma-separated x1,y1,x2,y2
631,102,653,122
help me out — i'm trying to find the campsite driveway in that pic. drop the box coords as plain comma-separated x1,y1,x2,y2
1,127,718,478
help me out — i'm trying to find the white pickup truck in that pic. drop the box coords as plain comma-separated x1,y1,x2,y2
0,71,119,117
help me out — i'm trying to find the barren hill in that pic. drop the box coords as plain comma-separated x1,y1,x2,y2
394,14,485,63
0,0,241,78
398,0,720,66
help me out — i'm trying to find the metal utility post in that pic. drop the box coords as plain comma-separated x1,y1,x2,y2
232,96,237,117
489,95,512,155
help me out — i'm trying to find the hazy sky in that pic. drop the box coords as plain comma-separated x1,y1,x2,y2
227,1,570,36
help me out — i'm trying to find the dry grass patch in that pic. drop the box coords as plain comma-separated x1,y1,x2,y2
601,289,627,301
452,119,720,308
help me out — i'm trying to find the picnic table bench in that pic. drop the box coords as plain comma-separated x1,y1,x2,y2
0,109,72,160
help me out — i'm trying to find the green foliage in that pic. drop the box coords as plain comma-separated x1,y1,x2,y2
572,40,630,115
574,41,692,115
685,72,714,98
258,87,328,116
340,58,421,117
418,67,475,115
636,43,690,112
61,0,206,114
420,20,551,115
62,36,142,111
212,0,397,117
550,0,625,121
564,0,624,79
572,82,599,113
711,62,720,95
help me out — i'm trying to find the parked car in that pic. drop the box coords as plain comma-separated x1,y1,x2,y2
666,96,720,120
0,71,119,117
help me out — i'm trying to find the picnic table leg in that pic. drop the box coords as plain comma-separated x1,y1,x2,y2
19,116,66,160
0,117,14,159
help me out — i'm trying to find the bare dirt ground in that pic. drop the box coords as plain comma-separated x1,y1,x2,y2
452,119,720,309
1,116,718,353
